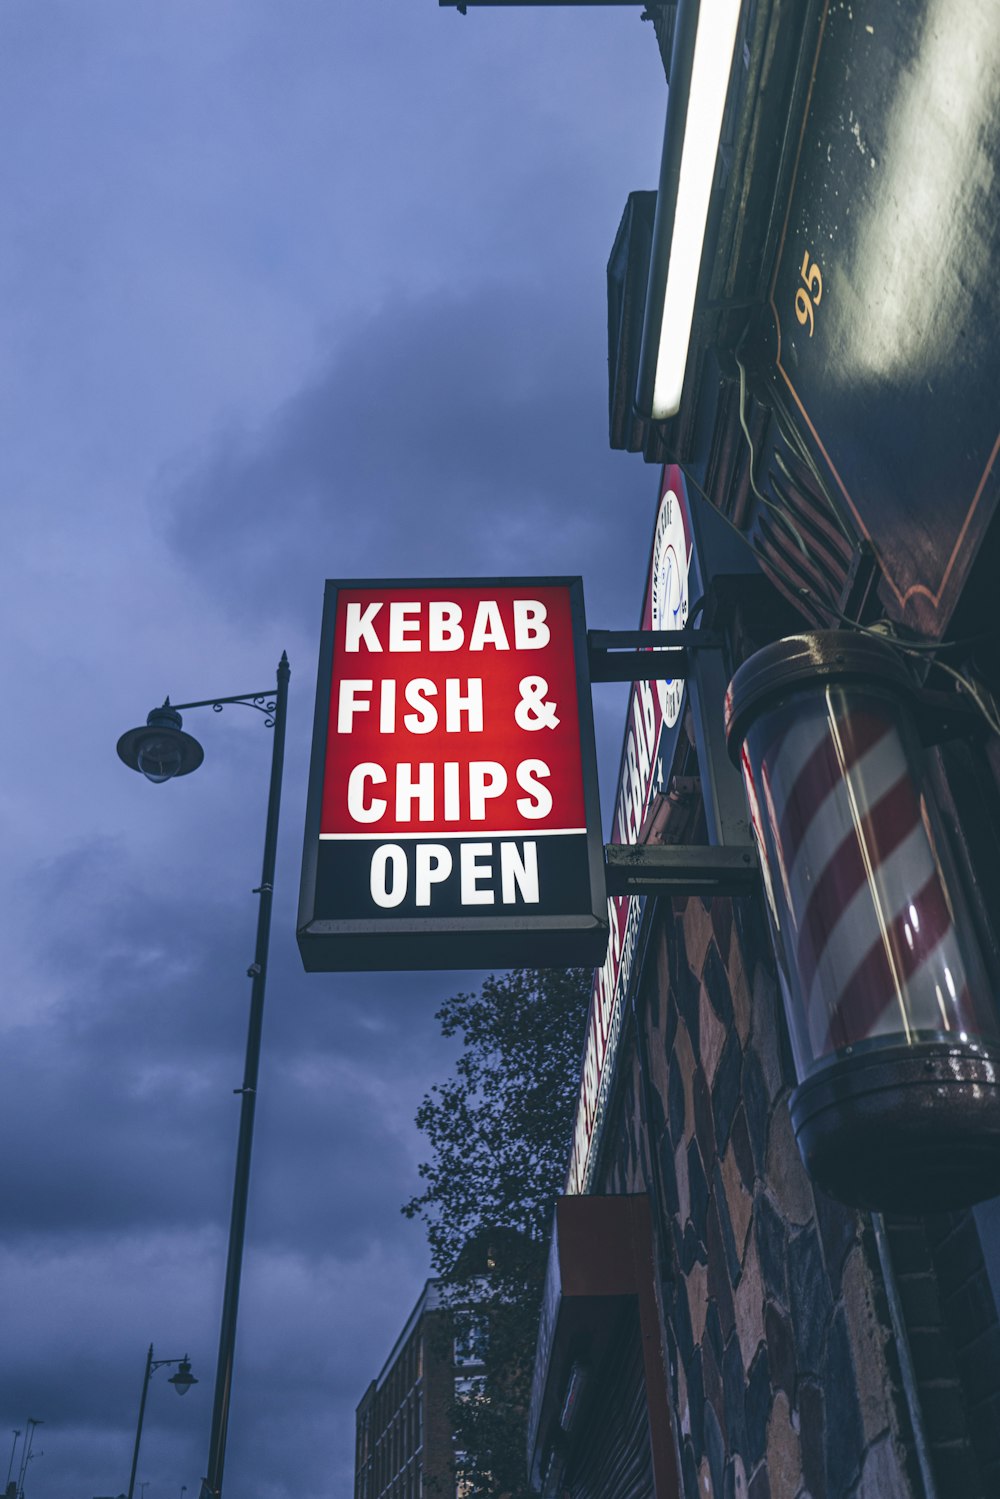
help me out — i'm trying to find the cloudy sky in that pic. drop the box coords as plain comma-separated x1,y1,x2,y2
1,4,667,1495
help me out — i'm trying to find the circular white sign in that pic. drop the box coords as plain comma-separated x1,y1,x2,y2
649,487,689,728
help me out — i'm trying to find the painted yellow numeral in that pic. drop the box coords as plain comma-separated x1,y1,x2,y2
795,250,823,337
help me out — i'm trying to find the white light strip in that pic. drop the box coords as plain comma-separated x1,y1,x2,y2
652,0,742,419
319,827,587,840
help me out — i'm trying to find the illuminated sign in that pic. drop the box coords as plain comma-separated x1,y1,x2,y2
298,577,608,971
568,469,693,1194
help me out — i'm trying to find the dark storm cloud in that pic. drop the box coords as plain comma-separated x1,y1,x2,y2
0,1,668,1490
3,276,655,1480
2,835,459,1258
160,278,654,633
0,1222,418,1499
0,830,461,1496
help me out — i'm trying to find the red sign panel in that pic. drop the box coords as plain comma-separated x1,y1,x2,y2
298,578,608,972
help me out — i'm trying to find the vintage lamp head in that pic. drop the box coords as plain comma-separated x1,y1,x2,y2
117,702,205,784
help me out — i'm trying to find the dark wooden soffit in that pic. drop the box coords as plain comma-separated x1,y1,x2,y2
759,0,1000,638
528,1195,679,1498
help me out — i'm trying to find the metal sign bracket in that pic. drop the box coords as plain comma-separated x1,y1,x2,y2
604,842,758,896
587,628,724,682
591,625,759,896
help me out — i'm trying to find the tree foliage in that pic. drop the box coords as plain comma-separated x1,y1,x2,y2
403,966,591,1498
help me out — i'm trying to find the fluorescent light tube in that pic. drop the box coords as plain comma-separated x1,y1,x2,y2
646,0,742,420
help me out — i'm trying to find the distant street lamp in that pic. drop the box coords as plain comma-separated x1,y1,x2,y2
116,653,290,1499
21,1450,42,1492
127,1347,198,1499
6,1431,20,1493
14,1420,42,1499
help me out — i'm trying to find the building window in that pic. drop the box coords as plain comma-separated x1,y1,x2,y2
453,1310,487,1366
454,1448,472,1499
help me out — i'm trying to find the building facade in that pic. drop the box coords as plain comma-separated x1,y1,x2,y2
356,1281,486,1499
528,0,1000,1496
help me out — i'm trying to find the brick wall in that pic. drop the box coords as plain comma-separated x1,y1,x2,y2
596,892,922,1499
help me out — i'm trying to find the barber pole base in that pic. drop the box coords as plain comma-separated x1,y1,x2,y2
791,1043,1000,1212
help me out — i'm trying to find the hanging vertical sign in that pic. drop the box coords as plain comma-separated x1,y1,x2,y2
568,468,694,1194
298,577,608,972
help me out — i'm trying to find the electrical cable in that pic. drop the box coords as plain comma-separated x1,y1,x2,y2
733,321,852,549
734,347,811,560
663,441,996,659
920,657,1000,739
734,348,771,512
848,620,998,654
647,343,998,736
764,373,856,545
856,621,1000,734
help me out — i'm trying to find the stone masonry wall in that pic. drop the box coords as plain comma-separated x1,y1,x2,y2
599,892,921,1499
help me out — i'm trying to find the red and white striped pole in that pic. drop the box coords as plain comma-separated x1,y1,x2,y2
726,631,1000,1213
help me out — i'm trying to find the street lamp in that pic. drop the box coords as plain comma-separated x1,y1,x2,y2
127,1348,198,1499
116,701,204,783
116,652,290,1499
20,1450,41,1492
6,1431,20,1494
14,1420,42,1499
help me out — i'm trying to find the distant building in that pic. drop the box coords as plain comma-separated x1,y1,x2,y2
355,1280,486,1499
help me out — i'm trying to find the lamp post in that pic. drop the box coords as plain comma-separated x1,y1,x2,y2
15,1421,42,1499
6,1431,20,1494
116,652,290,1499
19,1449,43,1495
127,1348,198,1499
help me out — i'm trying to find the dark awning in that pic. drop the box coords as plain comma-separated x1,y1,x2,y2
527,1194,679,1497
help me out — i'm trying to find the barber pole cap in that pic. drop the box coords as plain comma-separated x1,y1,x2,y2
726,631,1000,1213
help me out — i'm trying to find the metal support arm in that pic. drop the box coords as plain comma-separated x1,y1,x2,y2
605,843,758,896
587,629,723,682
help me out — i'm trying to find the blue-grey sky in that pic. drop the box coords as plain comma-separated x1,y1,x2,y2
1,5,666,1495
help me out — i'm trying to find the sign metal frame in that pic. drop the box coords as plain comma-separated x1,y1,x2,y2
297,575,608,972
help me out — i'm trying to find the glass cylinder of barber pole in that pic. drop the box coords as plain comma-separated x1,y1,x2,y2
725,631,1000,1212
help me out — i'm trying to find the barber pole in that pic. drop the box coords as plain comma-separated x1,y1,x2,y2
750,696,973,1064
727,631,1000,1213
